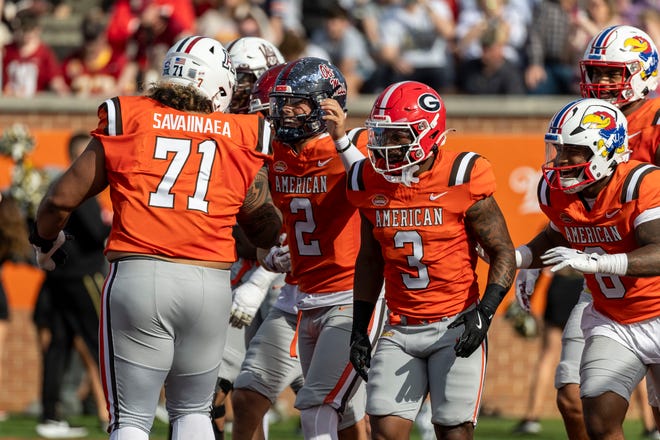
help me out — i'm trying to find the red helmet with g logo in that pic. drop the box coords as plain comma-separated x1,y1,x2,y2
366,81,447,181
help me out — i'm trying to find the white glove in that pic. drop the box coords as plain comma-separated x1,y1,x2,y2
540,246,627,275
514,268,541,313
229,266,280,328
32,231,68,271
262,233,291,273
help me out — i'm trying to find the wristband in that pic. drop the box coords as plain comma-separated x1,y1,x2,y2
515,245,533,269
479,283,508,320
352,300,376,335
29,226,55,252
334,135,351,153
596,253,628,276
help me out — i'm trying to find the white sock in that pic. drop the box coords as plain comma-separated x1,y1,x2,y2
300,405,339,440
171,413,214,440
109,426,149,440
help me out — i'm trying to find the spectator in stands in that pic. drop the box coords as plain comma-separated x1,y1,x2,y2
571,0,622,58
457,21,526,94
278,28,330,62
310,3,375,96
0,193,31,422
34,132,110,439
62,8,137,98
196,0,274,45
2,8,69,97
106,0,195,89
455,0,527,72
376,0,456,94
524,0,582,95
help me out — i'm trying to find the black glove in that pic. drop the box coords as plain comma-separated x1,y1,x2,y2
349,299,376,382
28,226,72,270
349,331,371,382
448,283,507,358
448,304,492,358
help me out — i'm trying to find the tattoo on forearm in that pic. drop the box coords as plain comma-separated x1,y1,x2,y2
467,196,516,289
238,167,281,248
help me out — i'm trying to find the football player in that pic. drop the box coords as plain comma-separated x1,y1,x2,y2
515,25,660,439
330,80,516,440
252,57,386,440
515,97,660,440
29,36,282,440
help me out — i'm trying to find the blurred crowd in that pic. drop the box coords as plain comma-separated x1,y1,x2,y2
1,0,660,100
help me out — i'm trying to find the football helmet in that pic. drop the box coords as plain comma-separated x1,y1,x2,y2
249,63,287,115
543,98,629,194
365,81,448,184
269,57,348,143
580,25,659,106
227,37,285,113
162,36,236,112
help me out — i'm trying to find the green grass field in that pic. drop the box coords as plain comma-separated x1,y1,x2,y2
0,413,653,439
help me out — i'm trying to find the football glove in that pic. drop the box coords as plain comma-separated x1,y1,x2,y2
448,283,506,358
29,229,71,271
229,266,280,329
349,330,371,382
262,233,291,273
514,268,541,313
448,304,492,358
541,247,627,275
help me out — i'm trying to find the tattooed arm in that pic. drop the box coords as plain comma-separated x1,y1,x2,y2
237,167,282,250
466,195,516,290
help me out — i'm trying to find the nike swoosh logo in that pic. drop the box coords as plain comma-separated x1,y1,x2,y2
605,208,620,219
629,131,642,139
317,158,333,167
475,313,482,330
430,191,448,200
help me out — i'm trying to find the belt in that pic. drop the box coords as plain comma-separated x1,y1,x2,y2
388,312,451,326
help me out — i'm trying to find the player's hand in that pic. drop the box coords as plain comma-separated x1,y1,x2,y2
448,304,493,358
229,266,280,328
320,98,347,141
349,330,371,382
29,229,72,271
514,268,541,313
541,247,599,274
262,233,291,273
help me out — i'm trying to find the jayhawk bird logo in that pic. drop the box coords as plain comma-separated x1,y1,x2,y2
623,36,659,80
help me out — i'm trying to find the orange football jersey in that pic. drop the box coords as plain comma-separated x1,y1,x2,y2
538,160,660,324
93,95,271,262
627,97,660,164
268,130,366,294
347,150,496,320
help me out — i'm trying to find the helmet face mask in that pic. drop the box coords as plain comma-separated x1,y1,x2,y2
227,37,285,114
580,25,659,106
161,36,236,112
543,98,629,193
365,81,447,184
269,57,347,143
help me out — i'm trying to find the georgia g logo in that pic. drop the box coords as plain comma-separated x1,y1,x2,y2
418,93,441,112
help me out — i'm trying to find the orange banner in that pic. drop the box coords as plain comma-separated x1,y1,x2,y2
1,130,551,312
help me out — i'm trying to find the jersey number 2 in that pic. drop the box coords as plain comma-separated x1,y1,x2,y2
148,137,216,213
